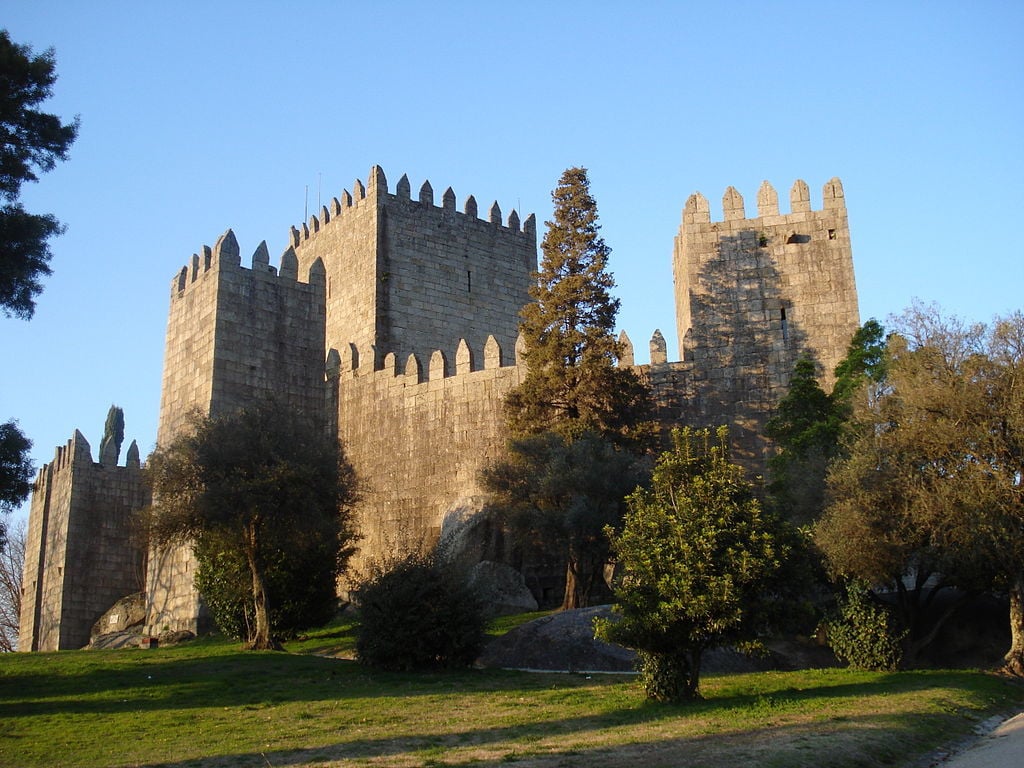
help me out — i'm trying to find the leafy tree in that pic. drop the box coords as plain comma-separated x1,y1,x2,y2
0,29,79,320
0,420,32,514
765,320,886,526
0,419,33,551
193,524,342,641
816,303,1024,670
504,166,652,446
354,551,486,670
144,400,359,650
824,580,906,671
596,427,788,702
481,430,649,609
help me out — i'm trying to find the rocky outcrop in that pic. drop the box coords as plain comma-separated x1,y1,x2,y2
90,592,146,640
469,561,539,616
478,606,635,672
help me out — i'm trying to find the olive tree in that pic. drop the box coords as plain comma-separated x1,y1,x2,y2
144,400,359,650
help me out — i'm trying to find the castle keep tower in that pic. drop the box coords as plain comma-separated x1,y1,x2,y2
666,177,859,463
291,166,536,564
291,166,536,370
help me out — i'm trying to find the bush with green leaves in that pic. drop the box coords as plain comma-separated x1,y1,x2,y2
825,581,906,671
596,427,789,702
354,552,486,671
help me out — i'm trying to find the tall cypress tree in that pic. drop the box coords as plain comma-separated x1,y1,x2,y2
100,404,125,463
504,167,652,445
487,168,653,609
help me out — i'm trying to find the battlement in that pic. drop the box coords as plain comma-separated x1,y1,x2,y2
290,165,536,250
328,331,525,389
35,430,142,481
170,229,326,298
682,178,846,226
38,429,92,476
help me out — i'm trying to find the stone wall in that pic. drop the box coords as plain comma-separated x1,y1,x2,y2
20,431,148,651
331,334,523,572
23,167,862,644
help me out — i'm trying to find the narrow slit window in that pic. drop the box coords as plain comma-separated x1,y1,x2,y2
780,307,789,343
467,270,472,293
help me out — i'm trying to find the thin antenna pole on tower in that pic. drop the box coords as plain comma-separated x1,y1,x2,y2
318,172,322,212
304,185,308,223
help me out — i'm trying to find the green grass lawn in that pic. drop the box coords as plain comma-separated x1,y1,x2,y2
1,620,1021,768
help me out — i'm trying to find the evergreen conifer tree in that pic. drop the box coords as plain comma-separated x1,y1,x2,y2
0,30,79,319
100,405,125,463
487,168,653,609
504,167,651,445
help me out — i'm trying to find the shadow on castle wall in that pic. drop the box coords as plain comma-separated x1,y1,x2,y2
646,229,813,471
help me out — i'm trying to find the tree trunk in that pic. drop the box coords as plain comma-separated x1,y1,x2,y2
562,560,583,610
1003,573,1024,677
244,526,279,651
561,555,595,610
902,587,971,668
639,648,703,703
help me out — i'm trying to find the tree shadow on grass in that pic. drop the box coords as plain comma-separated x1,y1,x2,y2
0,649,634,719
0,650,1003,724
131,705,1003,768
6,654,1016,768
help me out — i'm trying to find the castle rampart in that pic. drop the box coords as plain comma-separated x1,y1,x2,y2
20,430,148,651
24,166,861,642
328,333,524,569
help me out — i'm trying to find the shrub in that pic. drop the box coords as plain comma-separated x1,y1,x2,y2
354,552,486,670
825,581,906,671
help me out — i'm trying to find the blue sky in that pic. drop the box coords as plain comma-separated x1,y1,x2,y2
2,1,1022,522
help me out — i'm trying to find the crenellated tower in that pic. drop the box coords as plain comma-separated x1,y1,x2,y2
20,428,148,651
148,230,329,634
667,178,859,464
291,165,536,372
158,229,328,444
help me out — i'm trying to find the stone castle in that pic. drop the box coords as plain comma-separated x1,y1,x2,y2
19,166,859,650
